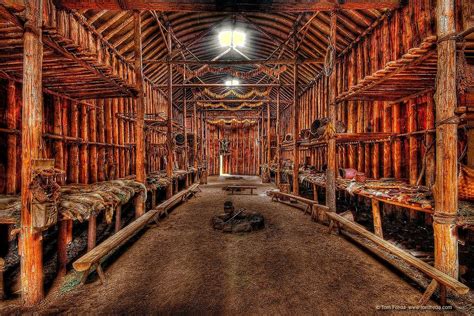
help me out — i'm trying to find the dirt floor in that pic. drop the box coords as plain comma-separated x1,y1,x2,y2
1,176,444,315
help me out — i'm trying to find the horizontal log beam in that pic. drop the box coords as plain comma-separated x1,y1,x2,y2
143,58,323,65
54,0,400,11
175,99,293,104
155,83,293,88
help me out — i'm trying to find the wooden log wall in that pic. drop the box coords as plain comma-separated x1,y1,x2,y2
206,124,259,176
280,1,437,186
0,78,168,194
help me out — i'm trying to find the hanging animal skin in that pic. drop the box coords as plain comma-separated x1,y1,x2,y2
219,138,231,155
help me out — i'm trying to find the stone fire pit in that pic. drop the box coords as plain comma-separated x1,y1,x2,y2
212,201,265,233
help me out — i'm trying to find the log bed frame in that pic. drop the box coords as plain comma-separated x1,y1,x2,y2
72,183,200,284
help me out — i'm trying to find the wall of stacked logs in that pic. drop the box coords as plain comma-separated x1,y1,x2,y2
279,1,439,188
0,78,169,194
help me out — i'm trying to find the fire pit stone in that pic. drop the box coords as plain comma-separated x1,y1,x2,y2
212,201,264,233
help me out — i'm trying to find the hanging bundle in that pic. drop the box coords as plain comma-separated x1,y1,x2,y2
207,119,257,126
195,87,272,99
30,160,65,230
175,64,287,80
197,101,263,111
456,40,474,95
323,39,336,77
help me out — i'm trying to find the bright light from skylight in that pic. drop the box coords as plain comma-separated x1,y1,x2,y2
218,30,246,48
225,79,240,86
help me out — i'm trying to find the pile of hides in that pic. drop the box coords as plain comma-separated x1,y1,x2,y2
146,172,172,190
298,170,434,210
59,180,146,223
0,195,21,226
173,170,189,179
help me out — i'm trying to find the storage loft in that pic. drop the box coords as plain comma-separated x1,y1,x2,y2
0,0,473,313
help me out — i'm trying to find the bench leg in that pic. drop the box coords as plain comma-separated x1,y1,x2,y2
328,220,335,234
0,258,4,299
418,279,438,306
80,268,91,286
439,284,447,306
96,264,107,285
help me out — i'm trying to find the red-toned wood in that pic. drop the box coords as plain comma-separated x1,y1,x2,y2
20,0,44,306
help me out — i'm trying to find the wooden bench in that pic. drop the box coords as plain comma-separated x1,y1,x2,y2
73,184,199,284
325,212,470,305
269,191,329,220
224,185,257,195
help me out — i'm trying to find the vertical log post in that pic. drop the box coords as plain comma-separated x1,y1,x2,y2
115,205,122,233
193,103,198,181
6,81,18,195
276,88,281,186
392,103,402,179
87,215,97,252
408,99,418,220
326,11,338,217
267,103,271,169
425,94,435,186
371,199,384,238
433,0,459,302
183,86,189,187
292,62,300,195
134,11,146,217
166,29,174,198
54,97,69,278
382,102,391,178
20,0,44,305
89,103,98,184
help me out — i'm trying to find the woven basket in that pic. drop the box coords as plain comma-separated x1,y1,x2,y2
459,164,474,201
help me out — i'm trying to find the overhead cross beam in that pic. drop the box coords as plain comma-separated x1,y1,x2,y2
143,58,323,65
54,0,400,11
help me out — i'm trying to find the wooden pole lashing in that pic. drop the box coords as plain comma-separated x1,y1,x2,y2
433,0,459,294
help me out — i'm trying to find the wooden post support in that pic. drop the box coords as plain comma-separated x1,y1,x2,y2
0,258,4,300
408,99,418,221
6,81,18,195
80,103,89,184
57,220,69,278
193,103,198,173
326,11,338,216
115,205,122,233
267,103,271,168
87,215,97,252
183,85,189,188
433,0,459,290
166,29,174,199
292,62,300,195
276,87,281,186
134,11,146,217
20,0,44,305
371,199,383,238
